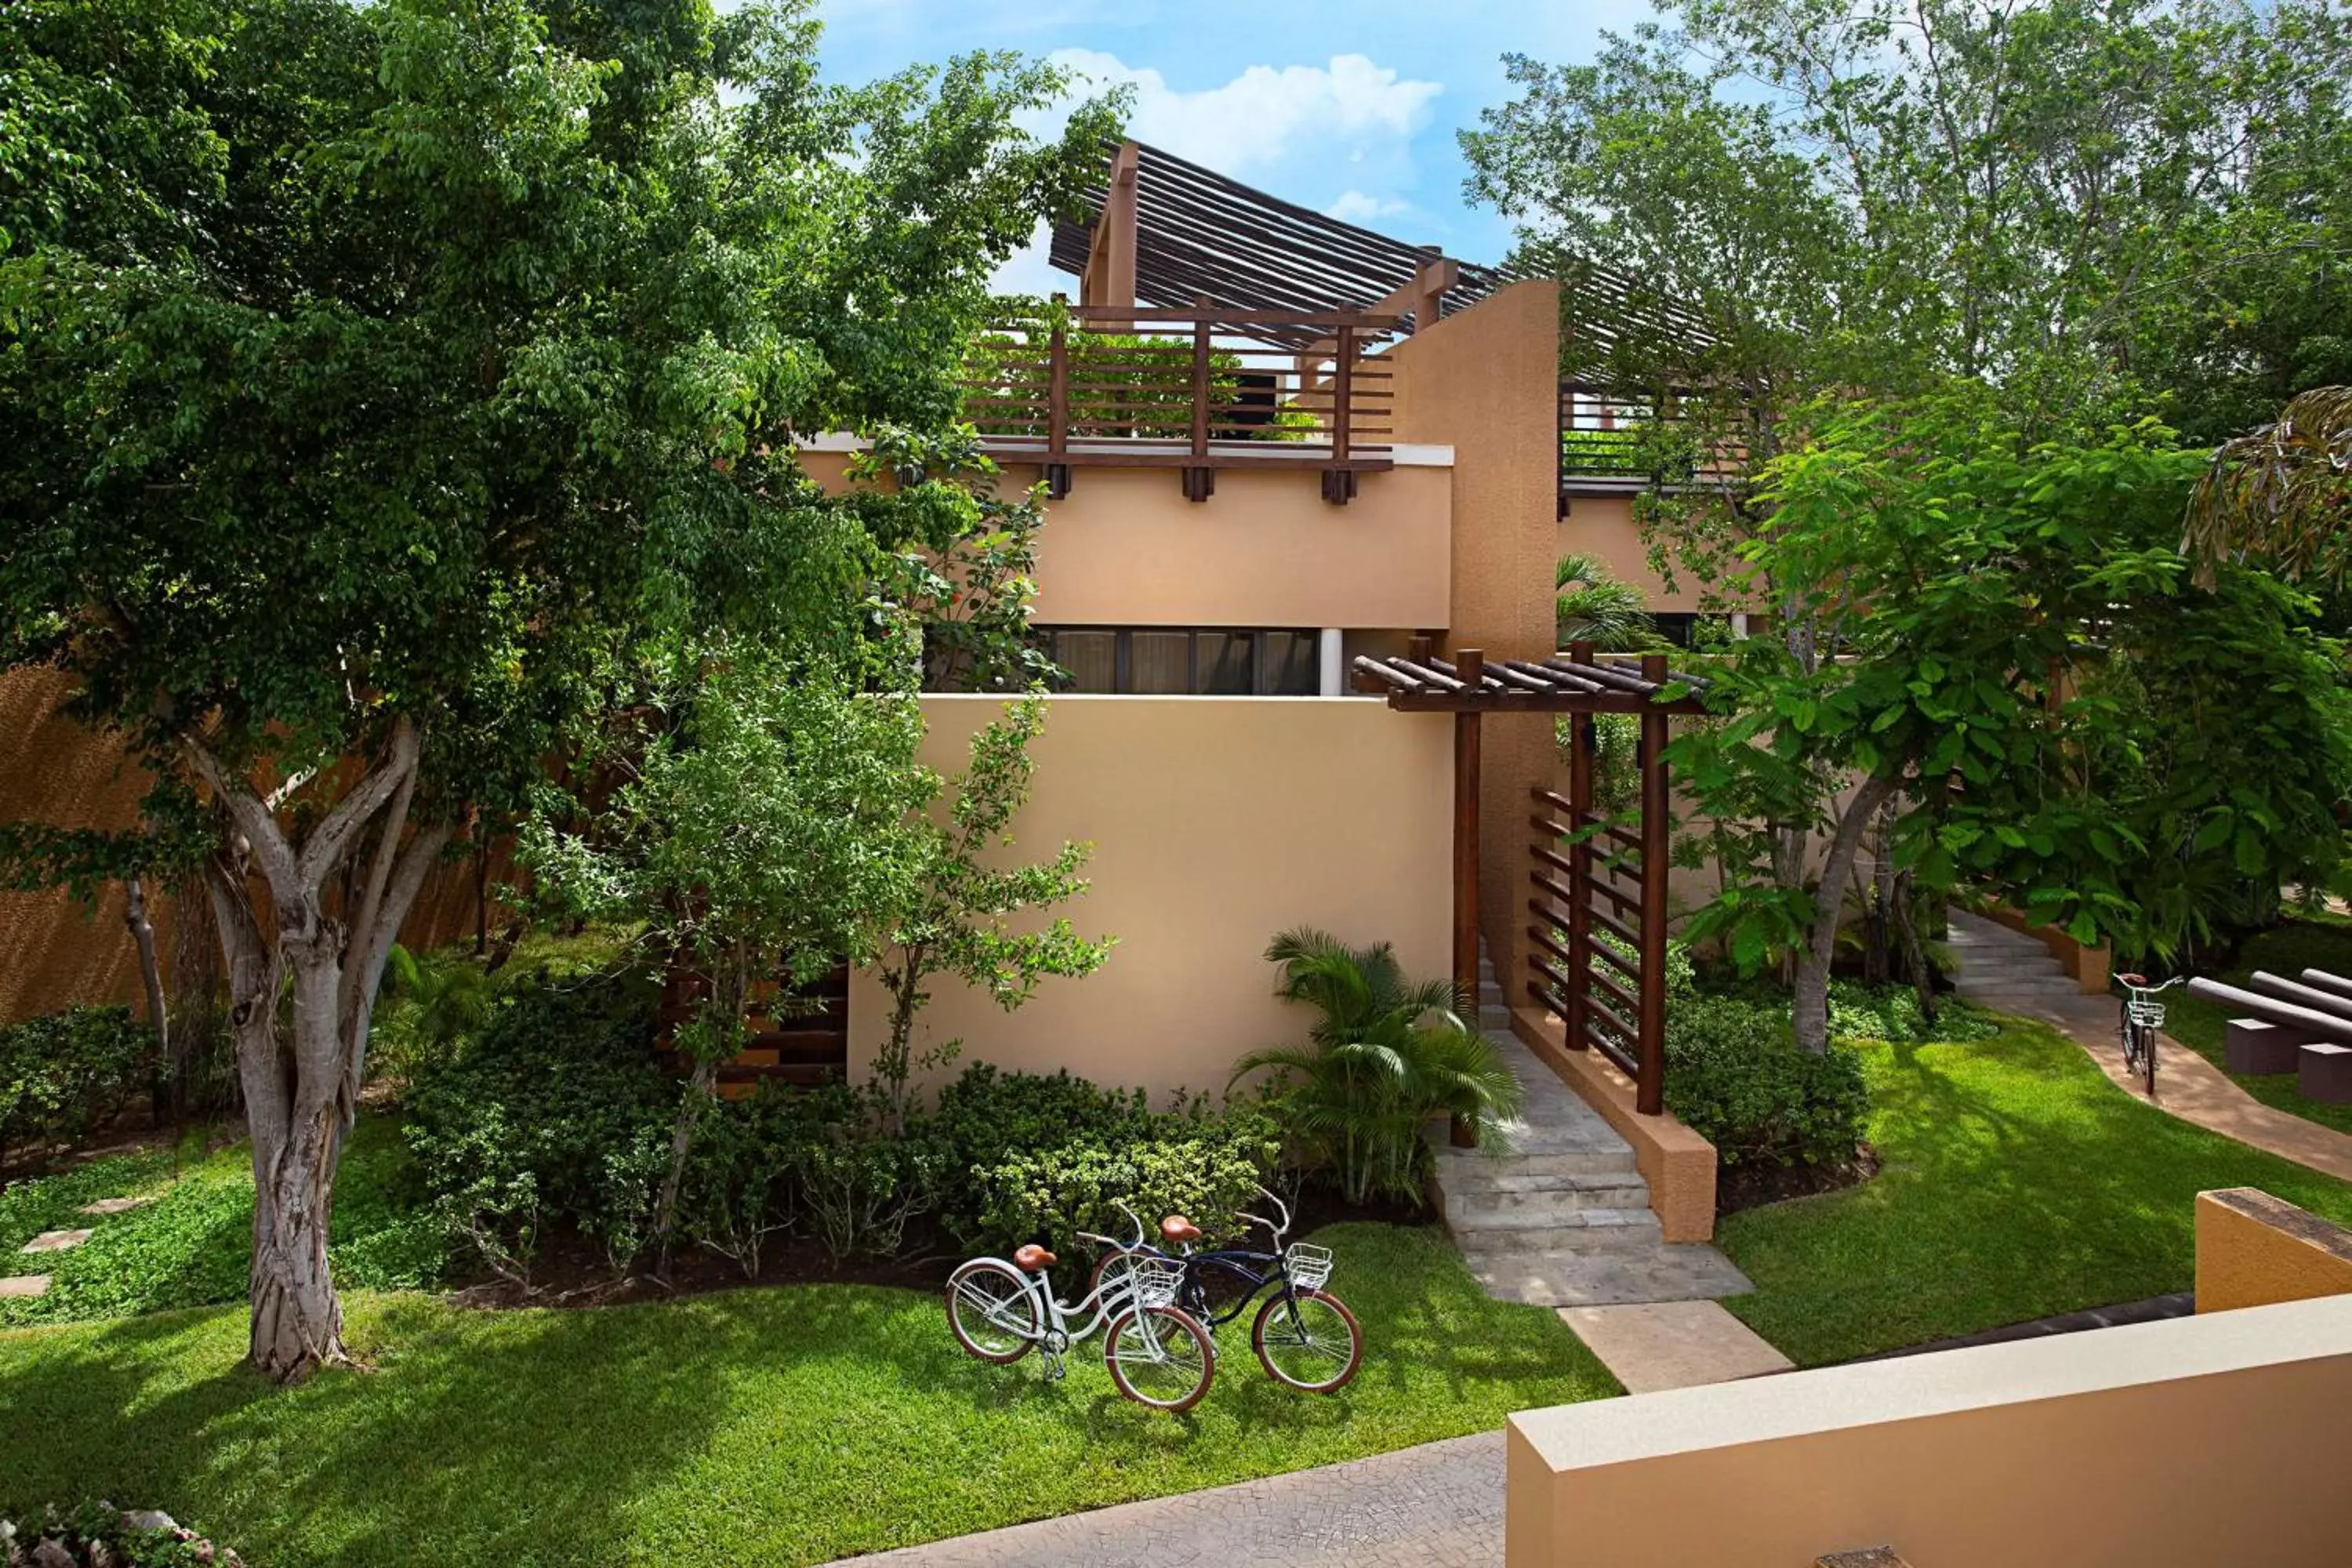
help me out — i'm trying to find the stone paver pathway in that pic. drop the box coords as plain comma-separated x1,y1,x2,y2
1950,912,2352,1183
79,1196,154,1216
20,1229,91,1254
830,1432,1505,1568
1557,1300,1792,1392
0,1274,53,1298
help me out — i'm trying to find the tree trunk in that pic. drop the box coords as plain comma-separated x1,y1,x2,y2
122,876,170,1121
1793,773,1900,1054
187,721,441,1382
1893,867,1937,1023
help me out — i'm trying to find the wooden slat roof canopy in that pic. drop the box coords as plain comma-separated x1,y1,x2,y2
1049,140,1508,338
1350,652,1711,714
1047,138,1715,369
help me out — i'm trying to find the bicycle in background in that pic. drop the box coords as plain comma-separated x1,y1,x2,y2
2114,971,2185,1097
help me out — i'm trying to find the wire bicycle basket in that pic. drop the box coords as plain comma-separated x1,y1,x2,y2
1283,1243,1334,1292
1131,1256,1185,1310
2128,999,2168,1030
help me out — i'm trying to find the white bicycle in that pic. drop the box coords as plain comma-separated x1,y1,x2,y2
945,1202,1218,1412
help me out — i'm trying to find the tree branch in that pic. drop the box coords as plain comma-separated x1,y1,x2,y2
297,717,420,887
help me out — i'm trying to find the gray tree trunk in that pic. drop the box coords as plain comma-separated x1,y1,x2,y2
1792,772,1900,1055
188,722,446,1382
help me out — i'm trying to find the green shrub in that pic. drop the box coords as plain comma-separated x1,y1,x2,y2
0,1006,153,1169
682,1080,945,1268
1663,996,1868,1169
401,970,672,1275
967,1098,1282,1268
1826,982,2002,1045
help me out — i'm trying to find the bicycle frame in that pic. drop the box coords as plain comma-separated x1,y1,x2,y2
1116,1186,1313,1327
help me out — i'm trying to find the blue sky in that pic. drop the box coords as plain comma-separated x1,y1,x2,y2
813,1,1653,290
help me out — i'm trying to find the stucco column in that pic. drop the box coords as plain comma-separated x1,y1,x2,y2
1318,628,1345,696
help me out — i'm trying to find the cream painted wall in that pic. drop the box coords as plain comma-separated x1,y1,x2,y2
801,448,1452,631
849,694,1454,1102
1507,1292,2352,1568
1557,493,1704,613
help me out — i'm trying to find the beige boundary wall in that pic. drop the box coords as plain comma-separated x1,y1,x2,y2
1510,1190,2352,1567
847,694,1453,1102
1509,1291,2352,1567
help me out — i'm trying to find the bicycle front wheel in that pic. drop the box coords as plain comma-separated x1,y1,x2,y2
1104,1305,1215,1412
1252,1288,1363,1392
946,1259,1039,1364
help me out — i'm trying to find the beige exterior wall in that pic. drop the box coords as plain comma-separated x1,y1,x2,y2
1508,1291,2352,1568
2196,1187,2352,1314
802,448,1453,632
1388,281,1563,1009
1557,493,1704,613
848,694,1453,1102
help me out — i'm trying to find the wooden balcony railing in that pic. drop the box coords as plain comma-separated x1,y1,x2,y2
962,304,1402,504
1558,379,1748,506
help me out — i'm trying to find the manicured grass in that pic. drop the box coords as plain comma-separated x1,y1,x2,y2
1,1120,445,1327
2158,917,2352,1136
0,1223,1613,1566
1719,1017,2352,1366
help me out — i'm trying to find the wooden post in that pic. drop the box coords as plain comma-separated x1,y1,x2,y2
1331,323,1354,460
1045,306,1070,498
1080,141,1139,330
1563,640,1595,1054
1189,300,1211,461
1452,648,1484,1149
1637,652,1671,1115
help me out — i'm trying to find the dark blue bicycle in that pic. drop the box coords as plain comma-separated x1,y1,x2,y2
1087,1186,1362,1393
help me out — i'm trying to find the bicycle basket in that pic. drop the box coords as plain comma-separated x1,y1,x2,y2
1284,1243,1334,1292
2128,1000,2168,1030
1131,1256,1185,1311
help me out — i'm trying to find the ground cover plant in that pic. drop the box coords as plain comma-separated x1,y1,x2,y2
0,1225,1617,1567
2159,915,2352,1138
1718,1016,2352,1365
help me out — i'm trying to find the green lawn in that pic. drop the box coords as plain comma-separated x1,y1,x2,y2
2157,917,2352,1136
0,1223,1613,1566
1718,1017,2352,1366
1,1120,445,1328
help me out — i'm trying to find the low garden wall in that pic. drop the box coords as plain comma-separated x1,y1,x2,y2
848,695,1454,1102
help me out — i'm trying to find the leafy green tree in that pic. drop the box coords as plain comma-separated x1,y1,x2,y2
869,698,1113,1134
1233,929,1526,1205
0,0,1110,1378
2185,385,2352,584
519,641,933,1267
1675,394,2352,1051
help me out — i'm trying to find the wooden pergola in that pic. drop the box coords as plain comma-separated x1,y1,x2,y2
1351,638,1709,1116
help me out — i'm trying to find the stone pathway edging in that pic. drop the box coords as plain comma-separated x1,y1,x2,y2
1949,912,2352,1183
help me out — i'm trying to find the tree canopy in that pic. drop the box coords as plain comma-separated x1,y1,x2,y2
0,0,1113,1378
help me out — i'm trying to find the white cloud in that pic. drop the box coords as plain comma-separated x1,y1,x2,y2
1044,49,1441,176
1324,190,1411,224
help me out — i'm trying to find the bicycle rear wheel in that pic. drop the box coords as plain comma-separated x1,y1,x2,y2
946,1259,1039,1364
1252,1288,1363,1393
1104,1305,1215,1412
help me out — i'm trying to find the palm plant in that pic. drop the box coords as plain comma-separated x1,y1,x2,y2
1232,928,1525,1206
1555,552,1665,651
2183,385,2352,585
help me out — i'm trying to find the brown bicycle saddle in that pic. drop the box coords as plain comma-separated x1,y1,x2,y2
1012,1243,1058,1273
1159,1214,1202,1245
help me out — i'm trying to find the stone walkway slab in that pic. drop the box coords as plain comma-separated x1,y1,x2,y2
1463,1241,1752,1308
20,1229,91,1254
0,1274,53,1298
829,1431,1505,1568
1951,918,2352,1183
1557,1301,1792,1392
79,1196,154,1216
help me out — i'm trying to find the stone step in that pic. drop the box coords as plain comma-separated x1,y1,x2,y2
1442,1184,1656,1223
1433,1165,1649,1196
20,1229,90,1254
1446,1207,1665,1253
0,1274,52,1299
1957,955,2067,976
79,1196,154,1217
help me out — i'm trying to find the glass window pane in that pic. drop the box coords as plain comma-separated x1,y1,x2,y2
1259,630,1319,695
1129,631,1191,694
1196,631,1256,694
1053,630,1117,692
